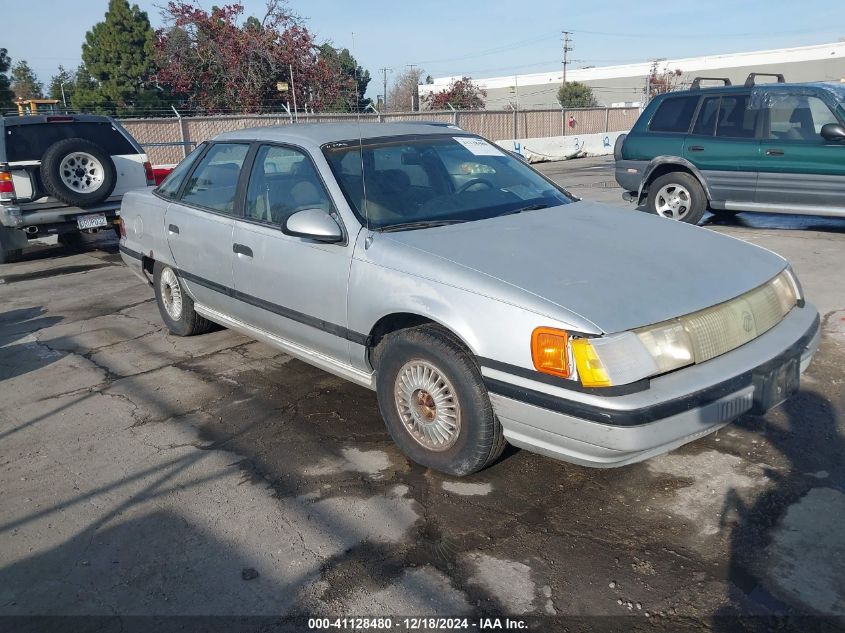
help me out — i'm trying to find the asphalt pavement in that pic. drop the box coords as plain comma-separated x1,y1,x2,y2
1,157,843,631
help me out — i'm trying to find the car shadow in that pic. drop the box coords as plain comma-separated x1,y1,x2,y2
0,307,63,382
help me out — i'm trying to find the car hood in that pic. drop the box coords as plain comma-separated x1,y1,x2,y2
381,201,786,333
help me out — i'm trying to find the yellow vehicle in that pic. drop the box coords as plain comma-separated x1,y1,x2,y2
14,98,60,116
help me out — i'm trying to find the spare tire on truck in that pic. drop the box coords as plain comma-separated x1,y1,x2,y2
40,138,117,207
613,133,627,161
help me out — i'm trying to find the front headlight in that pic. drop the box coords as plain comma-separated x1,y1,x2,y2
635,321,694,374
533,269,802,388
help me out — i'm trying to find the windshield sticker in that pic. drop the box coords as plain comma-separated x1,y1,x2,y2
454,136,504,156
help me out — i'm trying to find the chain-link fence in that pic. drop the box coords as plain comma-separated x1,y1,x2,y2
120,107,640,166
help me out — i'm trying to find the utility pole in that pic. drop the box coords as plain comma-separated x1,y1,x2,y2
562,31,572,85
379,67,392,110
289,63,298,122
407,64,418,111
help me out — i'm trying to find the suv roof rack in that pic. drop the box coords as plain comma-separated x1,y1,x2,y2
690,77,732,90
744,72,785,87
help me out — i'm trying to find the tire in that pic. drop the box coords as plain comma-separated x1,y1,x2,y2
153,262,214,337
0,247,22,264
646,171,707,224
58,232,85,251
613,133,627,161
374,326,506,476
40,138,117,207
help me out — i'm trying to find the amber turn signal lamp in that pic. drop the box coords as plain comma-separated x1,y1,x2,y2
531,327,570,378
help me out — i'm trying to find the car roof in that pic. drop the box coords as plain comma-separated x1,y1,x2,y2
658,81,843,99
214,121,467,146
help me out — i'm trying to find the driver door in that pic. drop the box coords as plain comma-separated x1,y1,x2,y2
230,144,354,362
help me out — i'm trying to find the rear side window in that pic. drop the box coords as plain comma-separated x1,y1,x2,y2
649,96,699,133
692,97,720,136
180,143,249,215
767,94,839,140
716,95,757,139
5,122,136,162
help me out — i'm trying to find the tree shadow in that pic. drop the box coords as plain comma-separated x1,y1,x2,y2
714,382,845,630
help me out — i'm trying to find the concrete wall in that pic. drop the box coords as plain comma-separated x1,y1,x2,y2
496,131,627,163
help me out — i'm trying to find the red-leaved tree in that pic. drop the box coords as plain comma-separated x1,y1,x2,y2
155,0,353,113
425,77,486,110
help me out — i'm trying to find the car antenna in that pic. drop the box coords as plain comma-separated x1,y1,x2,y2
352,32,373,248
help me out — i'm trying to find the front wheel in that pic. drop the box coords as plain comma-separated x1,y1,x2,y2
646,172,707,224
374,326,506,476
153,262,214,336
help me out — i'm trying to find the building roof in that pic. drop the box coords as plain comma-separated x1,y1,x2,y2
419,41,845,94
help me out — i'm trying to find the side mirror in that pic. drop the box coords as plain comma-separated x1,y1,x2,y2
283,208,343,243
820,122,845,142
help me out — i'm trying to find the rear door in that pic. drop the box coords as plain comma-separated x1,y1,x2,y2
683,92,761,204
164,142,250,313
230,143,354,362
756,91,845,211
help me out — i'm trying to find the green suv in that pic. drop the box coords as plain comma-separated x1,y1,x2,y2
615,74,845,224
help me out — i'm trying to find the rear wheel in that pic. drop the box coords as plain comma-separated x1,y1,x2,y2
374,326,506,476
153,262,214,336
0,247,22,264
646,172,707,224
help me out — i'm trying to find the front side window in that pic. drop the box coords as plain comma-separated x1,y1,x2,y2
715,95,757,139
323,135,573,230
767,94,839,140
648,96,699,133
245,145,333,225
156,143,206,199
180,143,249,214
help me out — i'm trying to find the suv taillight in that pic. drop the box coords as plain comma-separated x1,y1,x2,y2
143,161,155,186
0,171,15,201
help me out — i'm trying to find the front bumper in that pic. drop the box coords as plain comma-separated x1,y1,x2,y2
485,304,820,468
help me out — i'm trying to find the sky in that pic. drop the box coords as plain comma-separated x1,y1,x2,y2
5,0,845,99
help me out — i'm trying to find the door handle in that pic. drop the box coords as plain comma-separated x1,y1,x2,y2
168,224,180,234
233,243,253,258
687,145,705,152
766,149,785,156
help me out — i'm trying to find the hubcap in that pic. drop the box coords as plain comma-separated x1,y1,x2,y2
394,360,461,451
160,268,183,320
59,152,104,194
655,183,691,220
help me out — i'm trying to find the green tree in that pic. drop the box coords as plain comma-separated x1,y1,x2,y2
48,65,75,107
11,60,43,100
0,48,13,110
318,44,371,111
69,64,102,113
556,81,597,108
81,0,160,112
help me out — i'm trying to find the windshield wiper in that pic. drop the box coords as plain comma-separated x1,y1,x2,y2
497,203,550,217
379,219,466,233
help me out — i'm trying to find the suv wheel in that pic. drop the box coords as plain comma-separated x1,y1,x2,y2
153,262,214,337
647,172,707,224
374,326,506,476
0,246,22,264
40,138,117,207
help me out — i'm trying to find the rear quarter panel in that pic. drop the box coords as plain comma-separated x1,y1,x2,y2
119,189,175,268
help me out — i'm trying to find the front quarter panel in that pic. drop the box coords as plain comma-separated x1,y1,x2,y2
347,230,601,375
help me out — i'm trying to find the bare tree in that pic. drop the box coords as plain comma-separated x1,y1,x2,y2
387,67,424,112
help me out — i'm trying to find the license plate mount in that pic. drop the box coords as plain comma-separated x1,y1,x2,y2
77,213,108,230
751,355,800,415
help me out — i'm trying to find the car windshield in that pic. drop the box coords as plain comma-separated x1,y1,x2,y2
322,134,574,230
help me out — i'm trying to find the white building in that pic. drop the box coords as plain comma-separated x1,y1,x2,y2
418,42,845,110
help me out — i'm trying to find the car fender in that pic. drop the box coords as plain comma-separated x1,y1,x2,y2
638,156,712,203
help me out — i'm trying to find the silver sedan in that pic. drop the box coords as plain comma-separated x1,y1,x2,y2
118,123,819,475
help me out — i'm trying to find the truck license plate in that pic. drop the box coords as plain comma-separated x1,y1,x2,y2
751,355,800,415
77,213,108,230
